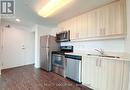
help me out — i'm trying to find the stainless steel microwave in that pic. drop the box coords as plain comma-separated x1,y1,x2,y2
56,31,70,42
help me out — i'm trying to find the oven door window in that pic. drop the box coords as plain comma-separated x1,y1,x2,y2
52,54,64,67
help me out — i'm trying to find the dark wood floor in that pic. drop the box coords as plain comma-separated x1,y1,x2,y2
0,65,92,90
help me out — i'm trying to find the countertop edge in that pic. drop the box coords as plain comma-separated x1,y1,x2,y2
65,52,130,61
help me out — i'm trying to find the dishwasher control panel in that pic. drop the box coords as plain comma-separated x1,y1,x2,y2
65,54,82,60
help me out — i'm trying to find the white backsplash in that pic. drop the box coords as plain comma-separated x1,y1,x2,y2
61,38,125,53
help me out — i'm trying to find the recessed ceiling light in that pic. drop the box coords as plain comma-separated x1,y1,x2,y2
16,19,21,22
38,0,73,18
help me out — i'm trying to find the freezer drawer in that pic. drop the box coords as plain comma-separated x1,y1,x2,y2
65,55,82,83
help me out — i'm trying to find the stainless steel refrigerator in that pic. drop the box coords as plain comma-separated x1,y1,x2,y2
40,35,58,71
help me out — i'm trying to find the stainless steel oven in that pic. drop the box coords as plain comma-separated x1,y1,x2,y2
51,46,73,77
52,54,64,67
52,53,65,76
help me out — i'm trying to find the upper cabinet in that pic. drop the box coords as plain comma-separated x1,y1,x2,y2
58,0,126,40
97,1,124,36
87,10,98,37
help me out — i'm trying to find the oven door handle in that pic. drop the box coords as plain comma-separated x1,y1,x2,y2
53,54,64,57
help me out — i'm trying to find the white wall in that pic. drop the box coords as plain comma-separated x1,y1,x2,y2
61,38,125,53
34,25,54,68
0,24,35,69
50,28,58,36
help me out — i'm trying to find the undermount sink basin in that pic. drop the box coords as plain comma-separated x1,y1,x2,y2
87,54,120,58
101,55,120,58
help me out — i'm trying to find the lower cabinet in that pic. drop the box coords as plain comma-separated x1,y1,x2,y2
82,56,98,89
82,56,130,90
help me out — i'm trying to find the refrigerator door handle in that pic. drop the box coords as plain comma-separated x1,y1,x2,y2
46,47,50,71
46,35,49,48
48,49,50,61
46,48,49,61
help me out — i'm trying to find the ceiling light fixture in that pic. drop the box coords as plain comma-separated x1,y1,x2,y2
16,18,21,22
38,0,73,18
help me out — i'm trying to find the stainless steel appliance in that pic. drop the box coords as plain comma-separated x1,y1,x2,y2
65,54,82,83
52,46,73,77
52,53,65,76
56,31,70,42
40,35,58,71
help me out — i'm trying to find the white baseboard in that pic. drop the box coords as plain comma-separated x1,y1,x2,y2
34,64,40,68
1,62,34,70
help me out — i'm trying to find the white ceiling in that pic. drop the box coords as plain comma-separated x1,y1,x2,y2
1,0,116,27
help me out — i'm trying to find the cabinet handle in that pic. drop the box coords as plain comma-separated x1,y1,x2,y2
99,59,102,67
101,28,104,36
96,59,98,66
102,28,103,35
96,59,102,67
103,28,105,35
100,28,102,35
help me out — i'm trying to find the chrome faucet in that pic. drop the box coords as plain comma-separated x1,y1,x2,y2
95,48,105,56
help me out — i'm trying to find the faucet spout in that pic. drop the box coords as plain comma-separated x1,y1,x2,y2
95,48,105,56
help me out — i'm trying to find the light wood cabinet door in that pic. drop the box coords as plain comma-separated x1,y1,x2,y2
121,61,130,90
98,59,124,90
74,16,80,39
77,13,88,39
116,1,124,35
82,56,99,89
70,17,77,40
70,15,88,40
105,1,123,36
87,10,98,38
97,6,108,36
58,20,69,32
64,18,74,40
97,1,123,36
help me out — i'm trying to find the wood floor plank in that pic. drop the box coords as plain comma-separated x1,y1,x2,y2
0,65,92,90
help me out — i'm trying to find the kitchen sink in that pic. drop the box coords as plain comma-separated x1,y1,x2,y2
101,55,120,58
87,54,120,58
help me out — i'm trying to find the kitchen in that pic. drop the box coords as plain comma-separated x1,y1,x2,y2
0,0,130,90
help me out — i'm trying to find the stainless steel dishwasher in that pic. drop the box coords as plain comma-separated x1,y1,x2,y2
65,54,82,83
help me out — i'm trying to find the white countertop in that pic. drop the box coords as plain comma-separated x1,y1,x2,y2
65,51,130,61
